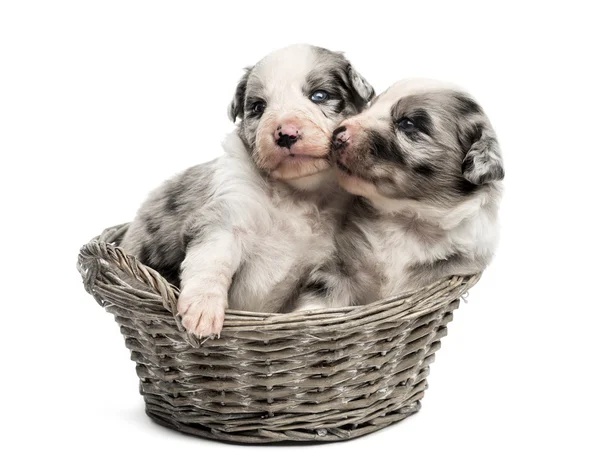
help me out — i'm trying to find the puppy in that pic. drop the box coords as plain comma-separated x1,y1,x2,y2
305,79,504,305
121,44,374,336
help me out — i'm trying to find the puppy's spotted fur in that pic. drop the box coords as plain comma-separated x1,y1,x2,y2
304,79,504,306
121,44,374,336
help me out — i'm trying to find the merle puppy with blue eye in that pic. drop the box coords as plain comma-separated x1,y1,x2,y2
299,79,505,307
120,44,374,337
235,48,374,182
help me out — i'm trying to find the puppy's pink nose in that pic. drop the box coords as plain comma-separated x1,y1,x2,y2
332,126,350,150
275,125,300,149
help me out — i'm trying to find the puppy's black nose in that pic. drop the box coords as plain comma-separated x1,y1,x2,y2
332,126,349,150
276,133,298,149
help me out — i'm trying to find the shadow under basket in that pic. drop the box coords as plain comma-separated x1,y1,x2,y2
77,223,480,444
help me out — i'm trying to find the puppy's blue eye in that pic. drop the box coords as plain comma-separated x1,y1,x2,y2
397,117,416,131
310,90,329,103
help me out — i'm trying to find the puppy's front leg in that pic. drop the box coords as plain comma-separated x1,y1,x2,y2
177,230,242,338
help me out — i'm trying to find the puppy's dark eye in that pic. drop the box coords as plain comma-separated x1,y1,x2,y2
396,117,416,131
310,90,329,103
251,101,266,115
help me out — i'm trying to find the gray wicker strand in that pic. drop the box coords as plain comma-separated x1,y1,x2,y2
77,223,480,443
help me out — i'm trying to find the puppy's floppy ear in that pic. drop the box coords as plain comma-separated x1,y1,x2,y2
228,67,252,123
347,64,375,108
461,120,505,185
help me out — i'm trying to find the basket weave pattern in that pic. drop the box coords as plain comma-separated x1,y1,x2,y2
78,224,479,443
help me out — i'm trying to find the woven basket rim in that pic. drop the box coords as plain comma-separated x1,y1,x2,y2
78,223,481,339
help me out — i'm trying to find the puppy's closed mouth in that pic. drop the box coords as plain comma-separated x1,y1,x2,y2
335,159,375,185
287,153,325,160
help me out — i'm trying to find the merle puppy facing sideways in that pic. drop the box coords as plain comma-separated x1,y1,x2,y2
303,79,504,306
120,44,374,337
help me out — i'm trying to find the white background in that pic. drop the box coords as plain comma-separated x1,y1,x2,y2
1,1,599,464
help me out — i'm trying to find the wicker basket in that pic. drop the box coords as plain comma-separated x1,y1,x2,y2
77,223,480,443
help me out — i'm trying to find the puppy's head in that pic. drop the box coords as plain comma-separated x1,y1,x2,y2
331,79,504,212
229,44,374,189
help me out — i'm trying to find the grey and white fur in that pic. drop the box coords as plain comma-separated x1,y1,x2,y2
120,44,374,337
302,79,504,306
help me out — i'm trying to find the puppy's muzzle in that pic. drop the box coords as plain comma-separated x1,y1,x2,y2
331,126,355,175
332,126,349,150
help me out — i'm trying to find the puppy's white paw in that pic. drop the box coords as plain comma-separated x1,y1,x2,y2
177,289,226,338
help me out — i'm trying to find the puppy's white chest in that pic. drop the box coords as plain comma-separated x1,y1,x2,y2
372,231,413,295
369,216,442,295
229,192,335,311
268,197,333,266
